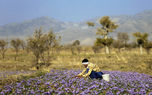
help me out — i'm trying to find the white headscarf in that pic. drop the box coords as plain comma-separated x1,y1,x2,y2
82,62,89,64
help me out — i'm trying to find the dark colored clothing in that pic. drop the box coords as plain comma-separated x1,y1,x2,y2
78,63,101,77
86,68,103,79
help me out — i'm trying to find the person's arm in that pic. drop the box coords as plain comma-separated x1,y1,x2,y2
82,63,95,77
77,68,86,76
82,67,93,77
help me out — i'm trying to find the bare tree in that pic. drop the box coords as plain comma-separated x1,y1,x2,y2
20,40,26,50
53,36,61,54
117,32,129,49
113,40,124,52
11,38,22,60
45,29,57,62
92,39,103,53
71,40,81,54
144,41,152,54
27,28,47,69
0,39,8,59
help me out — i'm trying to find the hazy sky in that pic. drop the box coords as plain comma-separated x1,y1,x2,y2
0,0,152,25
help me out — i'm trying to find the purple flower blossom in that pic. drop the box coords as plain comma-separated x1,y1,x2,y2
0,70,152,94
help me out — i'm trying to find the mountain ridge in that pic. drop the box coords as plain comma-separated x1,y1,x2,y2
0,10,152,45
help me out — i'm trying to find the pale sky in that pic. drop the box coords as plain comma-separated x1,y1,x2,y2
0,0,152,25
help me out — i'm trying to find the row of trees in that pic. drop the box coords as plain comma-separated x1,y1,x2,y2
0,16,152,65
87,16,152,54
0,28,60,69
0,38,25,60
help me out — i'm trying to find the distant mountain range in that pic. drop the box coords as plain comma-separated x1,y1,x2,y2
0,10,152,45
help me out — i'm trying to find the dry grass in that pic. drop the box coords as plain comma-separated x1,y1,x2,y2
0,47,152,75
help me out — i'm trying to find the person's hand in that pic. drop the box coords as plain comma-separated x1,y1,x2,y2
75,75,82,78
77,76,82,78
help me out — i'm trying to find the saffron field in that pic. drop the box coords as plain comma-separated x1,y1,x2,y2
0,70,152,95
0,48,152,94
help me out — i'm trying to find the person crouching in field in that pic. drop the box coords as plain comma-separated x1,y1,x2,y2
76,59,104,79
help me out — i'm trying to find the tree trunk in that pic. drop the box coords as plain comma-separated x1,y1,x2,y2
104,35,110,54
140,45,143,55
146,49,150,55
124,41,126,50
105,45,110,54
36,56,39,70
47,50,50,63
118,48,121,53
2,52,5,59
15,51,18,61
41,54,46,64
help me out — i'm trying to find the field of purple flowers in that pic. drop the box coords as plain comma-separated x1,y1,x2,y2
0,70,152,95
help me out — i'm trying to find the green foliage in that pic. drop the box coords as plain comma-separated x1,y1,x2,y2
70,40,81,54
98,16,118,33
86,22,95,27
137,39,144,45
133,32,148,45
133,32,149,54
87,16,118,54
97,16,118,54
72,40,80,46
144,42,152,48
96,37,113,46
133,32,148,39
96,27,107,36
92,45,102,53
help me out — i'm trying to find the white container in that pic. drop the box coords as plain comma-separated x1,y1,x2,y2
102,74,110,82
